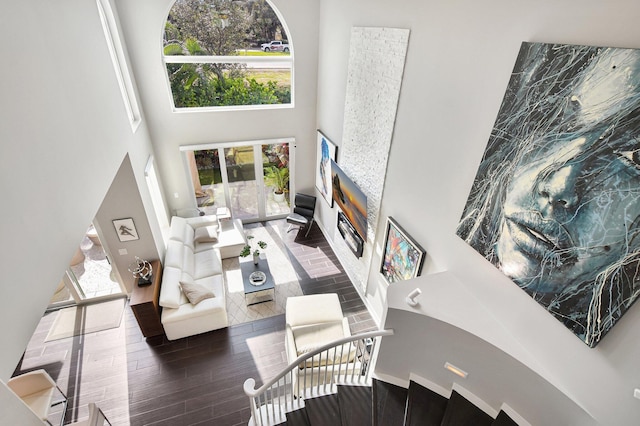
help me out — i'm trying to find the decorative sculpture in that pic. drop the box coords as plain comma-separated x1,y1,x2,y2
128,256,153,286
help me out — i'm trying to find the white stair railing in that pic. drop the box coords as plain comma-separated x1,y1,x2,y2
243,329,393,426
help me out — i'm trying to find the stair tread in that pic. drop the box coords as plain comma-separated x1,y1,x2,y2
337,385,372,426
405,380,448,426
440,390,494,426
285,407,311,426
492,410,519,426
281,381,517,426
305,393,341,426
372,379,408,426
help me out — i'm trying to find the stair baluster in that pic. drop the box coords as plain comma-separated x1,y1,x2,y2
244,329,394,426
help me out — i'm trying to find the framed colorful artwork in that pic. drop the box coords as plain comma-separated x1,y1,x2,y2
315,130,337,207
380,217,425,284
112,218,139,242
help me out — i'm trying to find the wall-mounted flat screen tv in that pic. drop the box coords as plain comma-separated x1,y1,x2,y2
331,160,367,241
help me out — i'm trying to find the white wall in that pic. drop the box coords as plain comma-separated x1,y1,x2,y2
95,155,161,294
315,0,640,424
0,381,41,425
0,0,158,384
114,0,320,214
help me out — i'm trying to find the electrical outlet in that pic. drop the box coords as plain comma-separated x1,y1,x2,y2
174,192,179,198
634,389,640,400
118,248,128,255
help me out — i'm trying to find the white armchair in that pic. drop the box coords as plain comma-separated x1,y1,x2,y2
285,293,358,392
67,403,111,426
7,369,67,426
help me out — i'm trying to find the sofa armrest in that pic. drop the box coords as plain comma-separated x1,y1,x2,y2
186,215,218,229
285,324,300,366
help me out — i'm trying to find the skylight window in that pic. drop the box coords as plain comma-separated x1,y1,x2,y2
163,0,293,111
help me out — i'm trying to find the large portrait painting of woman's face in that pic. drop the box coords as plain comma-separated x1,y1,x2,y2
457,42,640,347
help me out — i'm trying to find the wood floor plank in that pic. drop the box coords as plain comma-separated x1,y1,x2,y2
14,219,377,425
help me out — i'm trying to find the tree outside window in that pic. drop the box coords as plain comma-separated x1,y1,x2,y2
164,0,292,109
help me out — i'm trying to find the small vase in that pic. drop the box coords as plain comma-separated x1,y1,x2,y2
274,191,285,203
253,253,260,265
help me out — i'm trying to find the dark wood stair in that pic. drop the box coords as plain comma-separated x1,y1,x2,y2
372,379,407,426
304,393,340,426
284,378,521,426
405,380,448,426
338,385,372,426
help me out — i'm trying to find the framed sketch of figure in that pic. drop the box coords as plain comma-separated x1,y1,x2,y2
112,218,139,242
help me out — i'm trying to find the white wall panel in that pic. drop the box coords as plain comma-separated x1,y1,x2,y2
332,27,409,292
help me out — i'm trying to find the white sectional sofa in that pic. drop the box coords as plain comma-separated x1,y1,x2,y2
169,215,246,260
158,215,246,340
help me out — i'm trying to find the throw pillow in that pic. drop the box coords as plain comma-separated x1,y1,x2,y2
194,225,219,243
179,281,215,305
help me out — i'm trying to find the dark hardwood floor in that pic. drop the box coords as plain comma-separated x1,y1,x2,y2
13,219,377,425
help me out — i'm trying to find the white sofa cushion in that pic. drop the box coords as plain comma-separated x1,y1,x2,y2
159,266,183,308
194,249,223,279
186,215,218,229
215,219,246,248
292,321,346,355
169,216,188,242
183,225,195,251
182,245,195,277
286,293,345,327
165,240,184,269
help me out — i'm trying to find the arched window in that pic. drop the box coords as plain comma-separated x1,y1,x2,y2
163,0,293,110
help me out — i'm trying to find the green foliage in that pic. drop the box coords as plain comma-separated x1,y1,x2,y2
167,65,290,107
248,0,282,43
163,43,184,56
168,0,249,55
164,0,291,108
240,235,267,257
263,165,289,194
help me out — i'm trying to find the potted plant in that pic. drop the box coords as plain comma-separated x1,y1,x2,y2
240,235,267,264
264,165,289,203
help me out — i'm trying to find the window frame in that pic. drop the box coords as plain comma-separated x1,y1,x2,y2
97,0,142,131
162,0,294,112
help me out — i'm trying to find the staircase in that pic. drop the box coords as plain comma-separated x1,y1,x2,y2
244,329,522,426
284,379,520,426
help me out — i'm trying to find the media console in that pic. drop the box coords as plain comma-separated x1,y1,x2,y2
337,211,364,258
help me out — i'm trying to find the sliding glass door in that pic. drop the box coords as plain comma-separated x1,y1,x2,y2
183,138,294,222
224,145,259,220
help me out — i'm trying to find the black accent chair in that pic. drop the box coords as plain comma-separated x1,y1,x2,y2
286,193,317,237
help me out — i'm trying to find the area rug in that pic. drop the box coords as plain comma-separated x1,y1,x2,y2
223,222,303,326
45,297,126,342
